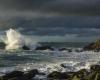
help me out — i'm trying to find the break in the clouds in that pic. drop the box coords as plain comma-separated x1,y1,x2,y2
0,0,100,15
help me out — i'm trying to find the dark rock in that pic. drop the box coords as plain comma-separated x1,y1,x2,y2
47,71,70,79
86,71,100,80
5,69,39,80
1,71,24,80
90,65,100,72
71,69,89,80
22,45,30,50
83,40,100,51
59,48,67,51
7,76,33,80
23,69,39,79
59,48,72,52
0,42,6,49
60,63,66,68
9,69,45,80
68,49,72,52
35,46,54,51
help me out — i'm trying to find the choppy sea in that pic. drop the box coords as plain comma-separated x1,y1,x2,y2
0,42,100,79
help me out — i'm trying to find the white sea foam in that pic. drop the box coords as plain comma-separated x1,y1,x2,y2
2,28,38,50
0,50,99,79
5,28,25,50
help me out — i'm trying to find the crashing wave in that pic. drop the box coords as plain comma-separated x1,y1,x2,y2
1,28,38,50
5,28,25,50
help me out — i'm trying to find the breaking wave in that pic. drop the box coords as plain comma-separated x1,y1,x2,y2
3,28,38,50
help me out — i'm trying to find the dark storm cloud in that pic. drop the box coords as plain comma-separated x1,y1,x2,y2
0,0,100,15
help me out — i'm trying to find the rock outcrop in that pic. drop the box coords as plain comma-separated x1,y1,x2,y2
0,69,45,80
0,42,6,49
83,40,100,51
1,65,100,80
35,46,54,51
22,45,30,50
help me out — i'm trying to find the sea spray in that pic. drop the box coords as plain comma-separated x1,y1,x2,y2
5,28,25,50
1,28,38,50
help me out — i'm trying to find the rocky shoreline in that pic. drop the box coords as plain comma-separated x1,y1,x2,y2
0,64,100,80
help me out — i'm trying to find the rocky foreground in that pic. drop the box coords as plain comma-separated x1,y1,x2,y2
0,64,100,80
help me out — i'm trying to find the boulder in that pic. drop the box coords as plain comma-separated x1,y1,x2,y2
23,69,39,79
86,71,100,80
9,69,45,80
47,71,71,79
0,42,6,49
0,71,24,80
0,69,42,80
90,65,100,72
35,46,54,51
71,69,89,80
22,45,30,50
83,40,100,51
59,48,67,51
59,48,72,52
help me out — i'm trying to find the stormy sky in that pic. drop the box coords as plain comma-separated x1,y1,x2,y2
0,0,100,42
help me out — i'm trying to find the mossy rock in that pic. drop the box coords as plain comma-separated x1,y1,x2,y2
85,71,100,80
70,75,81,80
70,69,88,80
47,71,62,79
83,40,100,51
90,65,100,72
0,71,24,80
47,71,71,79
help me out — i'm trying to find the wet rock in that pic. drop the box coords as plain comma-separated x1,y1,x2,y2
90,65,100,72
21,69,45,80
47,71,71,79
59,48,72,52
71,69,88,80
83,40,100,51
86,71,100,80
47,71,62,79
0,42,6,49
22,45,30,50
68,49,72,52
59,48,67,51
23,69,39,79
3,69,40,80
35,46,54,51
60,63,67,68
0,71,24,80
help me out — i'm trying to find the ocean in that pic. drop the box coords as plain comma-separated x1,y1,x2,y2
0,29,100,80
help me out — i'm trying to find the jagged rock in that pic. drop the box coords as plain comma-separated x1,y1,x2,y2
0,71,24,80
0,42,6,49
83,40,100,51
59,48,72,52
0,69,42,80
90,65,100,72
71,69,89,80
22,45,30,50
35,46,54,51
86,71,100,80
47,71,71,79
59,48,67,51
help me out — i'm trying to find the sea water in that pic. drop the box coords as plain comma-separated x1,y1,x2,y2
0,29,100,79
0,50,100,79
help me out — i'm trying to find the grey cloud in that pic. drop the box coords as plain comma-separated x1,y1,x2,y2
0,0,100,15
